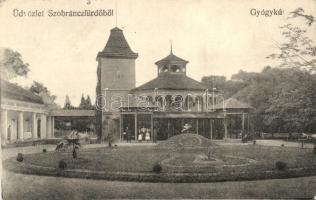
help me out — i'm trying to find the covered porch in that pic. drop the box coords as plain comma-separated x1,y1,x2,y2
119,111,247,142
1,99,54,144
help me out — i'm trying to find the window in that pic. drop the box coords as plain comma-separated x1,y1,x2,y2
162,66,169,72
171,65,182,73
116,71,121,79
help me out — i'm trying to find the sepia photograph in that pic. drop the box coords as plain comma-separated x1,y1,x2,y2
0,0,316,199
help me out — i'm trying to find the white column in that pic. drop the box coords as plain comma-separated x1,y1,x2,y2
40,114,47,139
47,116,52,139
51,116,55,138
1,109,8,142
18,112,24,140
134,114,137,141
32,113,38,139
210,119,213,140
223,118,228,140
196,119,199,135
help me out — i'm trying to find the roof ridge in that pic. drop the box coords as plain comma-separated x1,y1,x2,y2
1,80,44,104
155,53,188,65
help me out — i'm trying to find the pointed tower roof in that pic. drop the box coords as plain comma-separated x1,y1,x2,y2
97,27,138,59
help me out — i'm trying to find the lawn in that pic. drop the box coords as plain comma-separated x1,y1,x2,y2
20,144,316,174
2,170,316,199
4,133,316,182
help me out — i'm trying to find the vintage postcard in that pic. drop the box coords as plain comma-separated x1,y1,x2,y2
1,0,316,199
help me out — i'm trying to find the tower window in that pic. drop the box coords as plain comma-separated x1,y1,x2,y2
116,71,121,79
171,65,182,72
162,66,169,72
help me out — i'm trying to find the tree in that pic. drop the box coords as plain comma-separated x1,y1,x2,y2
202,74,248,98
201,74,248,98
267,8,316,72
86,95,93,109
0,48,30,80
288,8,315,26
265,69,316,133
201,75,227,92
232,67,316,134
78,94,93,109
79,94,86,109
30,81,56,102
64,95,74,109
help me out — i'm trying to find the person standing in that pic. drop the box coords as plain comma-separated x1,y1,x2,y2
126,126,131,143
7,125,11,141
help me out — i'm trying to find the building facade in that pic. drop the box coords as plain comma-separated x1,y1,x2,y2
1,80,55,145
96,27,252,142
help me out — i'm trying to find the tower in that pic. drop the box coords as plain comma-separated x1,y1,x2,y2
96,27,138,140
97,27,138,91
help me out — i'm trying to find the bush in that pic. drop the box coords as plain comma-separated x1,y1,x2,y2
275,161,287,170
59,160,67,170
43,149,47,153
153,163,162,173
16,153,23,162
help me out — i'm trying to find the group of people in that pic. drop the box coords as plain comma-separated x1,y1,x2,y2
138,127,151,142
123,126,151,142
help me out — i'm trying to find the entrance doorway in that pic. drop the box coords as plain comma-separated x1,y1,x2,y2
122,114,135,142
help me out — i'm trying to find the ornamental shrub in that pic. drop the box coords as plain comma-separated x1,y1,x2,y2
16,153,23,162
275,161,287,170
153,163,162,173
59,160,67,170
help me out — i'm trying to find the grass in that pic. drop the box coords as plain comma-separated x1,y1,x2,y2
21,145,316,174
2,170,316,199
4,133,316,182
25,147,170,172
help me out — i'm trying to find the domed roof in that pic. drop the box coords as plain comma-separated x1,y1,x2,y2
131,73,207,91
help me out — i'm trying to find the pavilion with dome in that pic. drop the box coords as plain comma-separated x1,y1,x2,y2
96,27,252,142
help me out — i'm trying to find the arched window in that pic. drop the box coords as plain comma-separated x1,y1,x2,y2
195,96,204,111
146,96,153,104
172,95,184,111
165,95,172,107
155,95,165,110
184,95,194,110
162,66,169,72
171,65,182,72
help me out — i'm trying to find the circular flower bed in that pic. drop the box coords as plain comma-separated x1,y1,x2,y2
4,135,316,182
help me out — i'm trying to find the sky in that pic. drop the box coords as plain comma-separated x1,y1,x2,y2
0,0,315,106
